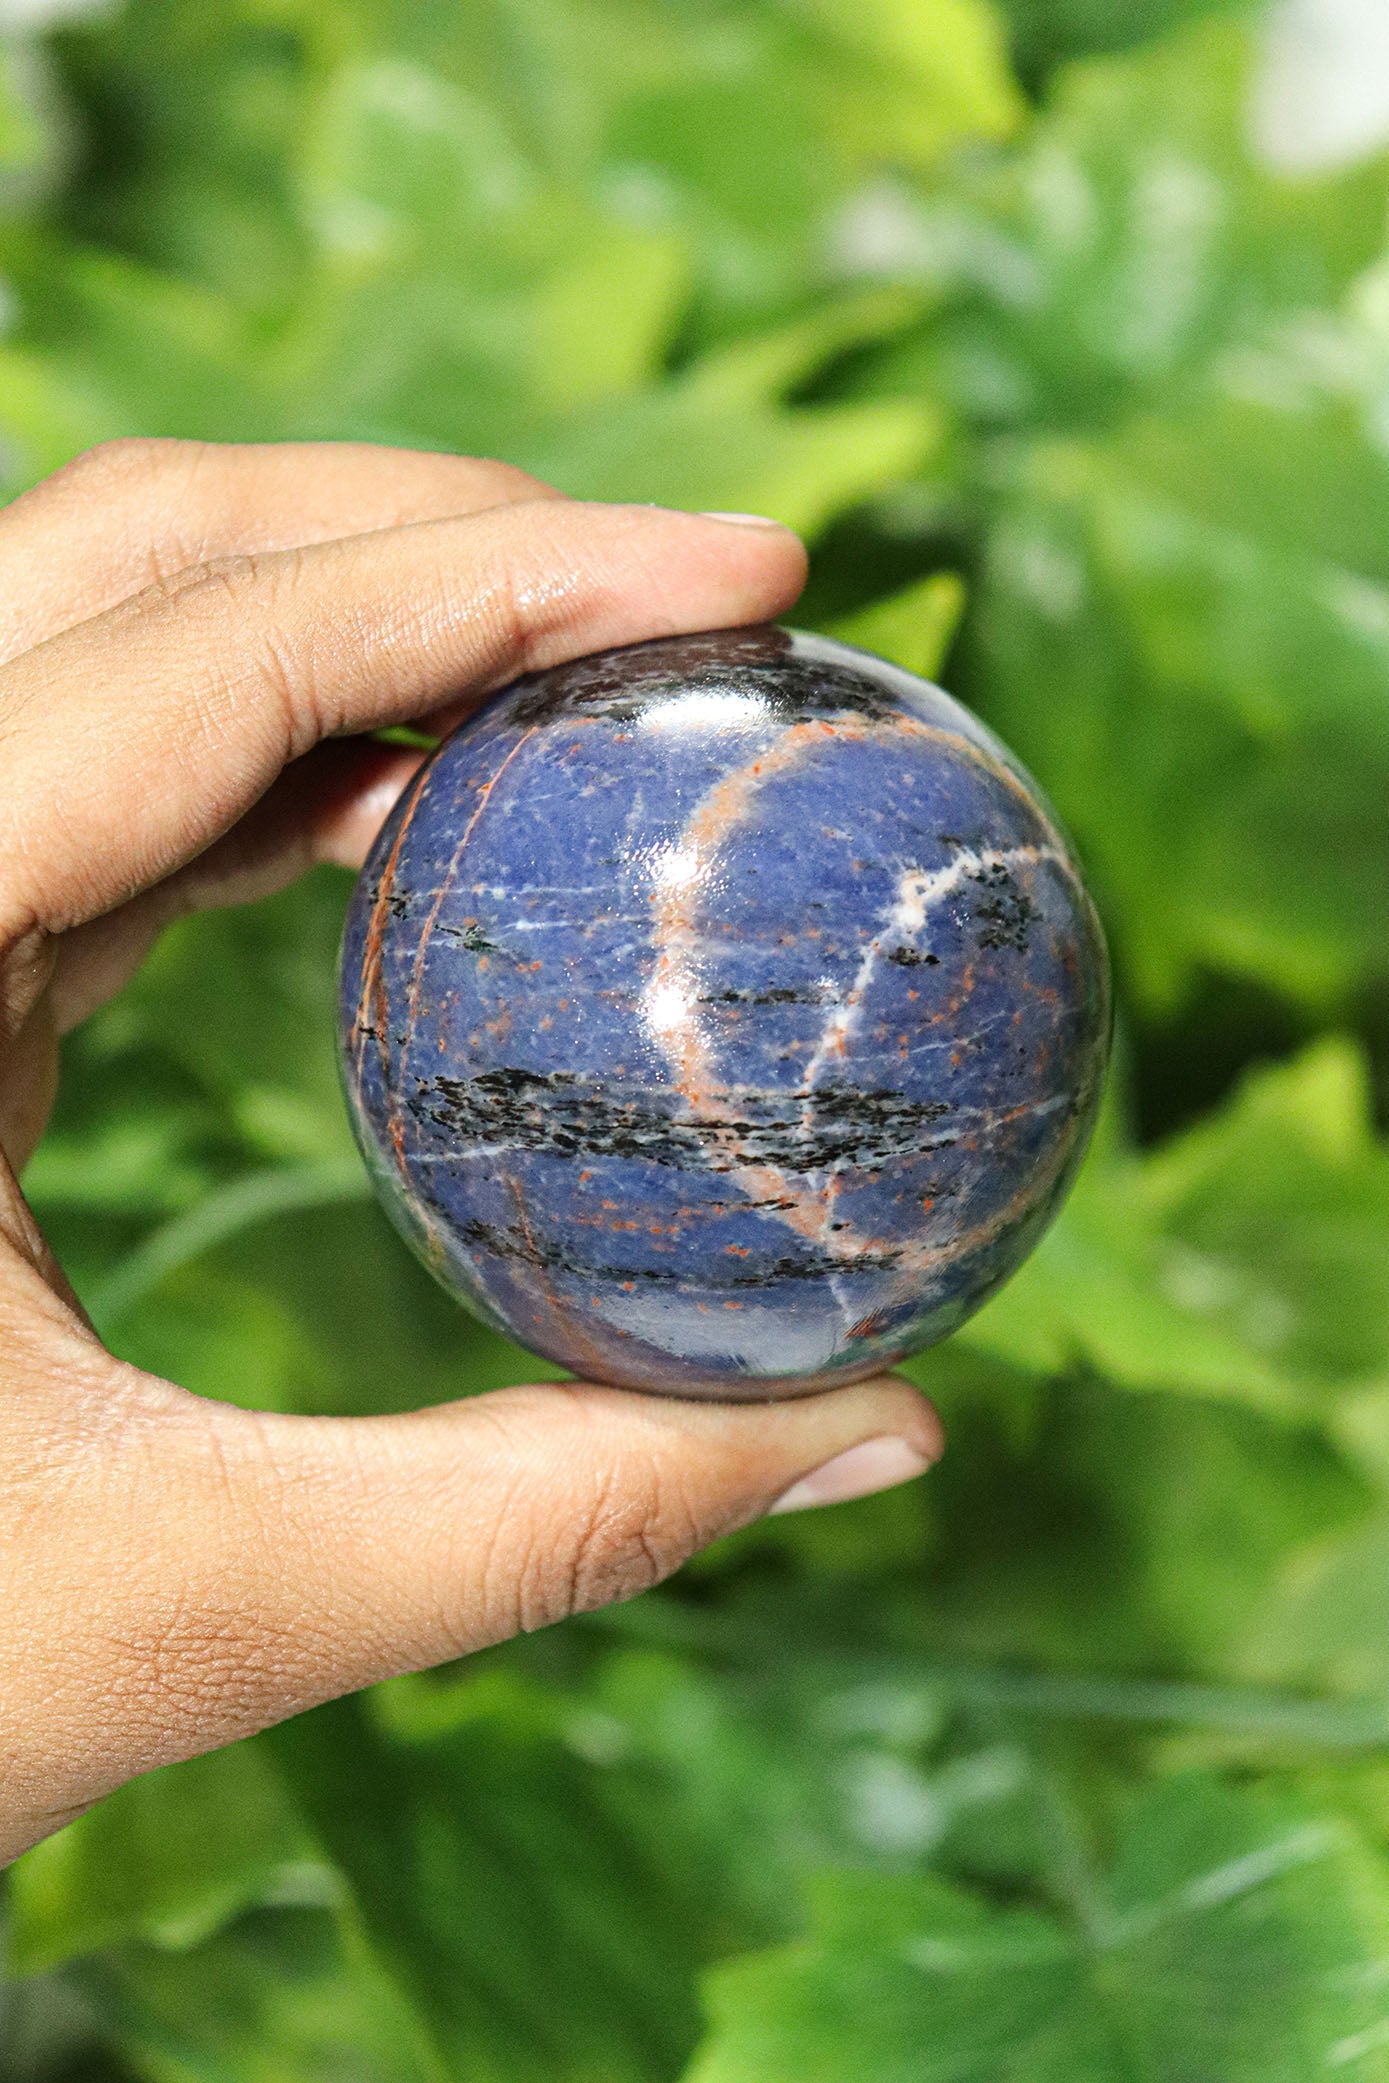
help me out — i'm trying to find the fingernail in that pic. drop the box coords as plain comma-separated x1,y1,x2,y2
698,510,787,528
767,1435,932,1516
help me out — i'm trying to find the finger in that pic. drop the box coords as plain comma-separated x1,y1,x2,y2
45,740,425,1040
4,739,425,1170
0,991,57,1177
1,1366,940,1856
0,1143,88,1317
0,501,806,943
0,439,561,664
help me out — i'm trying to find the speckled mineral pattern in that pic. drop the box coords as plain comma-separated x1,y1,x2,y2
340,625,1110,1399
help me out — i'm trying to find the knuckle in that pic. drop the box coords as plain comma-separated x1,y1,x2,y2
144,538,315,615
533,1461,704,1629
0,914,51,1027
133,545,268,612
473,540,532,677
55,435,194,496
470,458,558,504
194,547,267,596
124,545,323,758
468,517,581,684
256,614,319,759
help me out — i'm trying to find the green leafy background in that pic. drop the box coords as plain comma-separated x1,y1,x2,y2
4,0,1389,2076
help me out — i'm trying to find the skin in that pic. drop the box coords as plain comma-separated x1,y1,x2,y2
0,440,942,1866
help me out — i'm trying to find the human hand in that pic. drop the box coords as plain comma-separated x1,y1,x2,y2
0,440,941,1864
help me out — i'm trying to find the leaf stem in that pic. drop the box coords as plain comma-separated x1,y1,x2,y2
87,1158,372,1330
585,1605,1389,1751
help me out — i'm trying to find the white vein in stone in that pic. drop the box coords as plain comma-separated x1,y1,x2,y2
797,845,1067,1137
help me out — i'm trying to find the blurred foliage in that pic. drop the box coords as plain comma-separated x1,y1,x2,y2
4,0,1389,2077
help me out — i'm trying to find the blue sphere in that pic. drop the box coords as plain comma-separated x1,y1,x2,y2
340,626,1109,1399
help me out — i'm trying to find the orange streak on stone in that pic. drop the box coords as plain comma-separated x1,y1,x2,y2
648,721,826,1105
386,727,539,1186
352,762,434,1087
507,1174,612,1380
646,712,1082,1274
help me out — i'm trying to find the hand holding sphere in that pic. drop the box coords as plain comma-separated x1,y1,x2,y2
0,441,1074,1856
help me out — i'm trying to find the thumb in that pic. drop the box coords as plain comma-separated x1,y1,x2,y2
4,1365,940,1857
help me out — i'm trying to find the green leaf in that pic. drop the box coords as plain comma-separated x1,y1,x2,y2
974,393,1389,1008
6,1745,326,1975
85,1160,368,1333
22,1084,219,1221
537,386,935,534
0,40,68,218
826,570,966,679
291,51,692,429
264,1690,713,2083
685,1777,1389,2083
1134,1041,1389,1397
99,874,354,1146
1243,1509,1389,1700
892,1362,1368,1680
1000,0,1244,81
921,19,1389,430
522,288,942,527
587,1648,1049,1918
782,0,1024,167
679,286,924,408
87,1189,559,1417
528,227,689,411
74,1906,445,2083
0,341,121,495
851,23,1389,1013
962,1040,1389,1417
93,1263,344,1415
0,234,277,441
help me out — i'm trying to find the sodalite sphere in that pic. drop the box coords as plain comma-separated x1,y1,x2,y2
340,626,1109,1399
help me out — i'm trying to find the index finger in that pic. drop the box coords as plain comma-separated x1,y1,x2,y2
0,439,562,665
0,498,806,943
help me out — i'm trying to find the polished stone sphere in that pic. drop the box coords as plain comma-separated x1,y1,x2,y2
340,626,1109,1399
